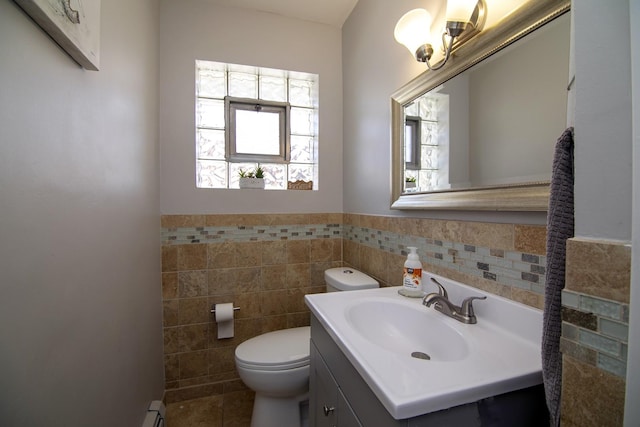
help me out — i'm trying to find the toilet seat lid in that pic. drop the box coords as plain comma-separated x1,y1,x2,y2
235,326,310,371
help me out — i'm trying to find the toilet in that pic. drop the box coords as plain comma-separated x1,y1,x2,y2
235,267,379,427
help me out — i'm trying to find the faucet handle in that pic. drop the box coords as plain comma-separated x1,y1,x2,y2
460,296,487,318
430,277,448,299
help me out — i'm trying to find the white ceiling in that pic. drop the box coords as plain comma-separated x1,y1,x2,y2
200,0,360,28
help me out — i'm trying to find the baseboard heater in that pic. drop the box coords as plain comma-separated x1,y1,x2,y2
142,400,165,427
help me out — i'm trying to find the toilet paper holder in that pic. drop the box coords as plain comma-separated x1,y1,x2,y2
210,305,240,314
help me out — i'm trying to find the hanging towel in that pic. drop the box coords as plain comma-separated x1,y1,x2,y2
542,127,574,427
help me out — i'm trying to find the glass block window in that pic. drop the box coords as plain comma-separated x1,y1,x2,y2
196,60,319,190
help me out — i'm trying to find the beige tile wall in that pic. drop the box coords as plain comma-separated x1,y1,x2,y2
161,213,342,417
343,214,547,309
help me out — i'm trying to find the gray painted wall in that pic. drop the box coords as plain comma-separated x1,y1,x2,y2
0,1,164,426
159,0,343,215
573,0,633,241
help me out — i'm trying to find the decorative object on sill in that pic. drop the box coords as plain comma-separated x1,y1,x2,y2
238,164,266,189
239,177,265,189
287,180,313,190
394,0,487,71
405,176,417,189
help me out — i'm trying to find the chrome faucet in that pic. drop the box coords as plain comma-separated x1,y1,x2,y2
422,278,486,324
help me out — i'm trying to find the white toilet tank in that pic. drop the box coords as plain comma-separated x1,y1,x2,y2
324,267,379,292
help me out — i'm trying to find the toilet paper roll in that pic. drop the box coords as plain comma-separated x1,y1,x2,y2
215,303,234,339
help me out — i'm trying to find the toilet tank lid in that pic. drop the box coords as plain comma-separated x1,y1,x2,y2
324,267,379,291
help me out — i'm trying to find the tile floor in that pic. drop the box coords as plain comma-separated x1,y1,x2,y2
166,390,254,427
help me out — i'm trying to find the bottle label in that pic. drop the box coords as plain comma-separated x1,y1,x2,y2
403,267,422,289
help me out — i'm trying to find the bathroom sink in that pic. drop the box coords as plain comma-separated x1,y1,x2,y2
305,273,544,419
346,299,469,361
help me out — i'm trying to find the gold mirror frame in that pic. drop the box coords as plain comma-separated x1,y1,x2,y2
391,0,570,211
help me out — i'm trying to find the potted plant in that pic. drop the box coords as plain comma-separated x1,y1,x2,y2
405,176,417,189
239,164,266,189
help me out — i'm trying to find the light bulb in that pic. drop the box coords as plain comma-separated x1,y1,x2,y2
394,9,433,57
446,0,477,23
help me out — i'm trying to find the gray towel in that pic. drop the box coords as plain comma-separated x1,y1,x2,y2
542,127,574,427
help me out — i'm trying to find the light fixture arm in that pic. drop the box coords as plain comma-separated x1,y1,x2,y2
421,31,457,71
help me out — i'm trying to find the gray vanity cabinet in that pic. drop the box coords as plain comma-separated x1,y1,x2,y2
309,315,549,427
310,341,362,427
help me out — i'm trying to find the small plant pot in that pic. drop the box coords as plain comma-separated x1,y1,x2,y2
405,181,416,189
239,177,265,189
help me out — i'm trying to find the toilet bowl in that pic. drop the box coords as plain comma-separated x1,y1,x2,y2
236,327,311,427
234,267,379,427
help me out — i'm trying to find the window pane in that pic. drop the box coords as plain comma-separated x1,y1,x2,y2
421,121,438,146
197,160,227,188
235,110,281,155
420,169,440,190
260,76,287,102
228,72,257,98
291,107,314,135
197,129,225,160
289,79,314,107
418,97,438,121
404,102,418,117
230,162,255,188
288,163,314,183
290,135,313,163
261,163,287,190
421,146,439,170
197,99,225,129
197,67,226,99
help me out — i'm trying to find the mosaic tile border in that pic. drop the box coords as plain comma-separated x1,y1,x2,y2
345,225,547,296
162,223,342,244
561,290,629,378
162,222,548,297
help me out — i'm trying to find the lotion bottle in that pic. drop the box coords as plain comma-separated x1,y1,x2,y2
399,246,423,297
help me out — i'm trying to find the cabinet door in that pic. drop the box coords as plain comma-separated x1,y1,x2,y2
337,389,363,427
310,344,338,427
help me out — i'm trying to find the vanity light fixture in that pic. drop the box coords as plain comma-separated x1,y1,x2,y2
394,0,487,70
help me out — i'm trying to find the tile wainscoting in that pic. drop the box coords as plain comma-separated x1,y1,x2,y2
161,213,343,425
160,213,549,420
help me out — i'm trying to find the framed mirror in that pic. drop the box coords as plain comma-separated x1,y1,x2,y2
391,0,571,210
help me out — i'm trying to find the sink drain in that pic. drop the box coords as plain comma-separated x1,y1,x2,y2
411,351,431,360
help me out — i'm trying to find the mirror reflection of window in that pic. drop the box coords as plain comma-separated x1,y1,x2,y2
403,92,449,192
405,116,421,170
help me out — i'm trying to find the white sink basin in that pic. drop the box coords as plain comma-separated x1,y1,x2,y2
305,273,543,419
346,298,469,361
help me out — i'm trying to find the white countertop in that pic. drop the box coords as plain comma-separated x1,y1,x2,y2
305,273,543,419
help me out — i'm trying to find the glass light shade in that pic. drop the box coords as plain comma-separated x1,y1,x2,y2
394,9,433,57
445,0,477,23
